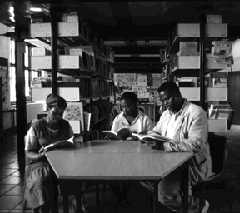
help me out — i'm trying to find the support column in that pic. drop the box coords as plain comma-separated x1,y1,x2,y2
50,6,60,95
14,2,27,168
200,14,206,110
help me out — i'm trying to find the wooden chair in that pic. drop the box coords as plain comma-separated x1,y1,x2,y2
192,133,234,213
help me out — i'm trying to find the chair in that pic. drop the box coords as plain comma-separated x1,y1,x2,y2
192,133,234,213
21,120,84,213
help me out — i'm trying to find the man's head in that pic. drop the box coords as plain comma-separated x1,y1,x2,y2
46,93,67,124
157,82,183,113
120,92,138,116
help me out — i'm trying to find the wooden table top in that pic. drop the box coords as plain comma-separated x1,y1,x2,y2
46,140,193,181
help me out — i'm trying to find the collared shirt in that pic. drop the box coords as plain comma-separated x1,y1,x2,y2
165,99,187,139
153,99,208,151
152,99,213,182
111,111,154,133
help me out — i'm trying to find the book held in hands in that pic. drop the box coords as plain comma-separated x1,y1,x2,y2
103,127,132,140
132,131,171,144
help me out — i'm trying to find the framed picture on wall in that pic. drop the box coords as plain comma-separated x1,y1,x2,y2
63,101,84,133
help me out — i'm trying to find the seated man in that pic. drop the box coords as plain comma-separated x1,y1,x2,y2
111,92,153,135
141,82,213,213
109,92,154,204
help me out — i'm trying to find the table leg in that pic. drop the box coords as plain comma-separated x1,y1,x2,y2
63,194,69,213
182,164,189,213
96,183,100,212
153,181,158,213
103,183,106,203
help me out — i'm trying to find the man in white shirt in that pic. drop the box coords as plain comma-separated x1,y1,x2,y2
142,82,212,213
109,92,154,206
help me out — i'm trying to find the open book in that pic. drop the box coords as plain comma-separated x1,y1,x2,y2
132,131,171,143
103,127,132,140
43,140,74,151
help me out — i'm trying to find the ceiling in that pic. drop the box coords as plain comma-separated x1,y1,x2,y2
1,1,240,67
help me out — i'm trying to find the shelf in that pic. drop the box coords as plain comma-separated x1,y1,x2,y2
31,87,110,103
30,22,114,63
168,56,228,77
179,87,227,101
31,55,113,80
168,23,228,56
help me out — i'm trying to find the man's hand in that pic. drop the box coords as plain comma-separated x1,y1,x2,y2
104,135,112,140
151,142,166,151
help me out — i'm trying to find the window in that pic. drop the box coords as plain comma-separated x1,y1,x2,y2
9,39,32,102
9,66,16,102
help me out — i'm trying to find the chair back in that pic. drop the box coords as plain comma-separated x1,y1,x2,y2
207,133,228,176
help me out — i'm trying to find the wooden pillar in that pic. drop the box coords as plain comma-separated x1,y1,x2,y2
14,2,27,167
200,14,206,110
50,6,59,95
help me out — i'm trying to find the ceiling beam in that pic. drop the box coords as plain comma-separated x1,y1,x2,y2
112,47,163,54
108,2,132,27
100,25,169,40
104,37,167,41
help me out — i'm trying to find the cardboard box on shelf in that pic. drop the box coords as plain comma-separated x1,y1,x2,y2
206,23,227,37
176,23,200,37
179,42,198,56
64,47,83,56
208,108,233,120
207,14,222,23
32,47,50,56
62,12,79,22
212,77,227,87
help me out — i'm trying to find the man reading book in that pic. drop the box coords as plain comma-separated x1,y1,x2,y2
108,92,154,206
141,82,213,213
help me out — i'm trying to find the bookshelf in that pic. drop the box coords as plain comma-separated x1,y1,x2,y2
29,11,115,138
165,15,231,132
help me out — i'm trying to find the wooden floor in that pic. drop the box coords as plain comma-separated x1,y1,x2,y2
0,125,240,212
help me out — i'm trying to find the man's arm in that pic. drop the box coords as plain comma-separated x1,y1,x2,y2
163,110,207,152
111,116,119,133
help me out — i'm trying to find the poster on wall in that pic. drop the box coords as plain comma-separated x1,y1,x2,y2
152,73,162,88
63,101,84,133
114,73,137,92
0,57,10,110
114,73,136,86
137,86,148,98
137,74,147,86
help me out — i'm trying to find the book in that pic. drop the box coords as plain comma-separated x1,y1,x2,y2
103,127,132,140
132,131,171,143
83,112,92,131
43,140,74,151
